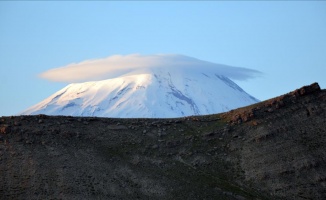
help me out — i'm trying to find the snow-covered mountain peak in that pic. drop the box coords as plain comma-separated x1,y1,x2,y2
22,69,259,118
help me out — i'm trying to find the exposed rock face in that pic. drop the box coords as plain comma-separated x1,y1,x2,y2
222,83,326,199
1,83,325,199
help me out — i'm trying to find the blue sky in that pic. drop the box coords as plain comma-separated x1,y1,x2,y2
1,1,326,116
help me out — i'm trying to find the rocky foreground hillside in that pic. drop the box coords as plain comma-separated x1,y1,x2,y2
1,83,325,200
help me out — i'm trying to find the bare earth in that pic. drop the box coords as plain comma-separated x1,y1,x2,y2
1,83,325,200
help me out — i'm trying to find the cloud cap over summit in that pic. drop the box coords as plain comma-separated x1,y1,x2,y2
39,54,261,83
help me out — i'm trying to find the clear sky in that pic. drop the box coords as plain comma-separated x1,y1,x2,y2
1,1,326,116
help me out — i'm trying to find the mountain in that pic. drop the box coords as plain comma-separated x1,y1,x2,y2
21,67,258,118
1,83,325,199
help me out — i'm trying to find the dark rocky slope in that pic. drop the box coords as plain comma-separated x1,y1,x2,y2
1,83,325,200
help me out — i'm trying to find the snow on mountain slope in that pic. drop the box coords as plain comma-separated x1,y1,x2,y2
21,66,259,118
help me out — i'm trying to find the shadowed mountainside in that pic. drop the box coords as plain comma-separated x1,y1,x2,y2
1,83,325,199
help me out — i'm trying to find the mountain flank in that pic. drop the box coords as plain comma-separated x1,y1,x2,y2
1,83,325,199
21,66,258,118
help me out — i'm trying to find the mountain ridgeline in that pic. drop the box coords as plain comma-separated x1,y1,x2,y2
1,83,326,199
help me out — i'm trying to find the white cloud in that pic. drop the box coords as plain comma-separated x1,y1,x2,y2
39,54,261,83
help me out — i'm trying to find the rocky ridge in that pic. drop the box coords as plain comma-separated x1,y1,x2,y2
1,83,325,199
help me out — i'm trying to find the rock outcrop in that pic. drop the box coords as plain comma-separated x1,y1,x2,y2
1,83,325,199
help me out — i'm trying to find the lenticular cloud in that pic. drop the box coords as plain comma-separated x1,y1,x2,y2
39,54,261,83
